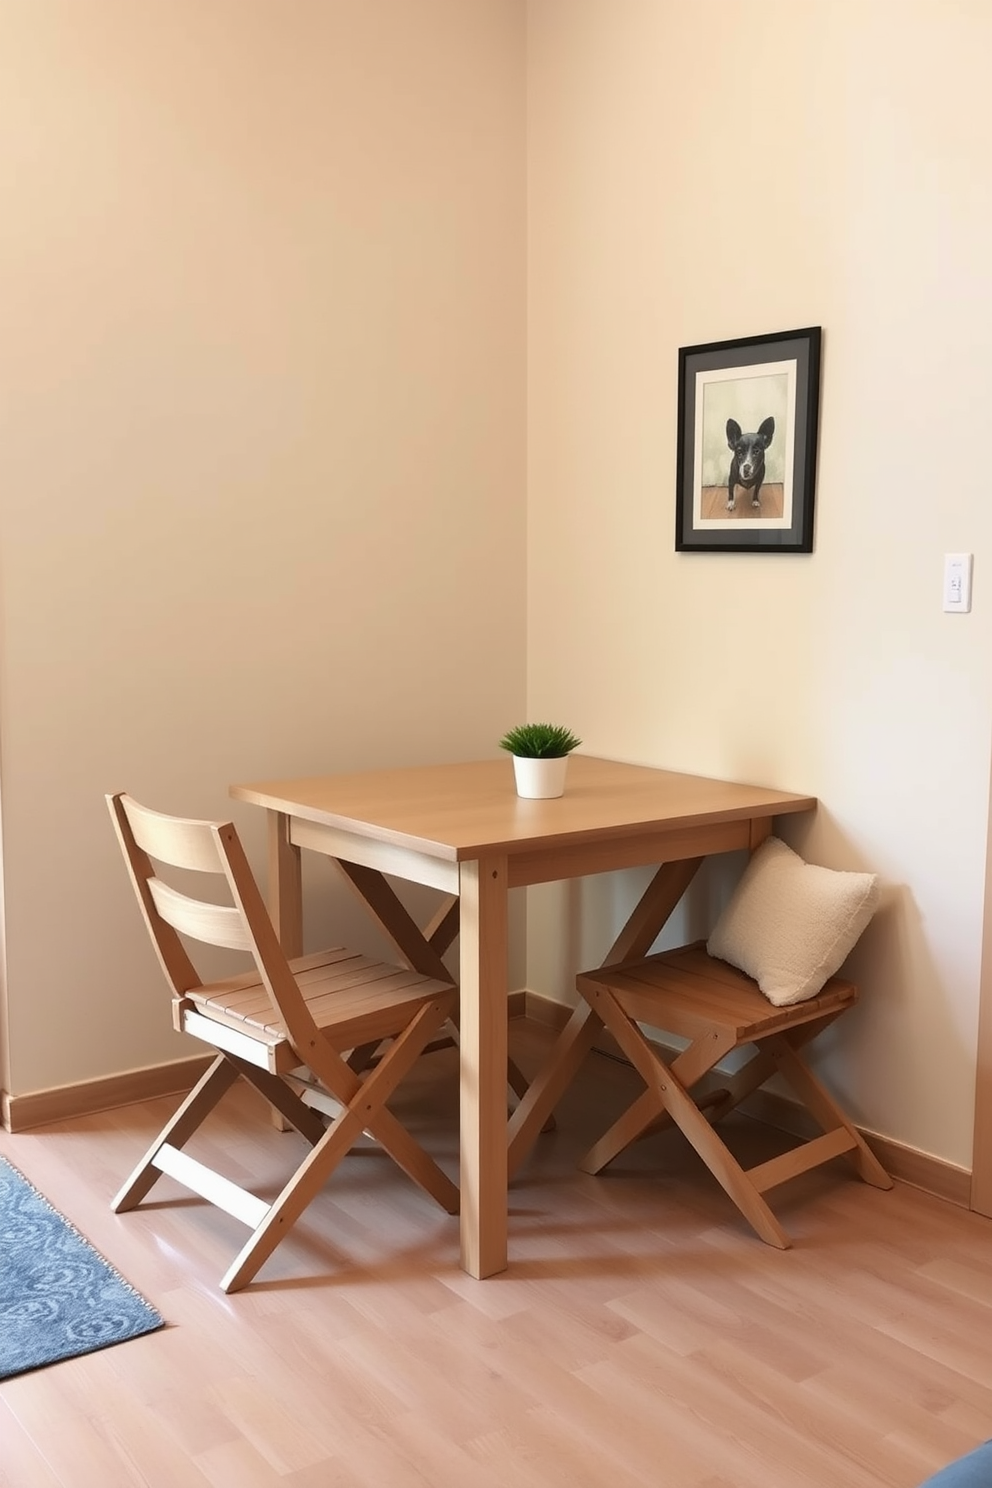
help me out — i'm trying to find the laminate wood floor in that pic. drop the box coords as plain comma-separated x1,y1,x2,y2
1,1022,990,1488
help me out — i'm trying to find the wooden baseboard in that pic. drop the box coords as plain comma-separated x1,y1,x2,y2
522,991,974,1211
1,1001,532,1134
1,1055,214,1133
3,992,974,1213
522,991,573,1030
732,1085,972,1208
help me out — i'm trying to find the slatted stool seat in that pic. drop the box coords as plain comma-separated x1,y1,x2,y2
573,942,892,1247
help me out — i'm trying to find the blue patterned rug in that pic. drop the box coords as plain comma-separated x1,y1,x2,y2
0,1154,164,1379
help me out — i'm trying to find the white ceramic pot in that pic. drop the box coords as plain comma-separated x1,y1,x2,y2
512,754,569,800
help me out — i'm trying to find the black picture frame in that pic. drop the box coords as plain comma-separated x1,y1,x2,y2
675,325,821,554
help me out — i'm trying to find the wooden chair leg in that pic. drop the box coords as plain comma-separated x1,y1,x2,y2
304,998,460,1215
360,1101,459,1214
228,1058,328,1146
113,1055,240,1212
275,1042,411,1125
221,999,459,1292
222,1093,378,1292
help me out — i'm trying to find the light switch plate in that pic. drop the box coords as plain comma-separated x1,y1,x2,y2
943,553,973,613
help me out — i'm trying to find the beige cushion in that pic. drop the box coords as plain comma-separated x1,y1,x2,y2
706,836,880,1007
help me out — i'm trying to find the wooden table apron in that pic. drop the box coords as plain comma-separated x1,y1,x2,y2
230,757,816,1280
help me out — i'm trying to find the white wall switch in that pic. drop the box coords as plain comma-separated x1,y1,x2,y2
943,552,973,613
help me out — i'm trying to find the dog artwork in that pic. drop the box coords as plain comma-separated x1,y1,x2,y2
726,416,775,512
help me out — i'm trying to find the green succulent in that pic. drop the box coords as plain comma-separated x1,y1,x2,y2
497,722,582,759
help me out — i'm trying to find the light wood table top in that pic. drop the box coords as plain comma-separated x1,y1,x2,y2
232,753,815,866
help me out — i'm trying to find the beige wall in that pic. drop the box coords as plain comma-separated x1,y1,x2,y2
0,0,527,1093
526,0,992,1169
3,0,990,1179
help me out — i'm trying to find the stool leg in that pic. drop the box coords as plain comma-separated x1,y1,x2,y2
770,1035,892,1190
580,1088,664,1175
650,1058,791,1248
588,988,791,1248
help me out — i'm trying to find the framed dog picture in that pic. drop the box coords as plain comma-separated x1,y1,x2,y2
675,325,821,553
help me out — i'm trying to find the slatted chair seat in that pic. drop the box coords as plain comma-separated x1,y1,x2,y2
108,793,459,1292
572,942,892,1248
180,948,452,1061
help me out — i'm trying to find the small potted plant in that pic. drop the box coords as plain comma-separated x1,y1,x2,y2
498,722,582,799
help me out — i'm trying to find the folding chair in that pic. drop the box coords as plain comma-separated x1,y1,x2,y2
572,942,892,1247
108,793,459,1292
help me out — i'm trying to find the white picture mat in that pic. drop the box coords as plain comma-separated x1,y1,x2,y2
692,358,797,530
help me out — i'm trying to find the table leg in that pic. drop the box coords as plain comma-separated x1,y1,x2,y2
266,810,303,959
262,812,304,1131
458,855,508,1278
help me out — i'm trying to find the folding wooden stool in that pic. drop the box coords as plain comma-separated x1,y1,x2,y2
572,941,892,1247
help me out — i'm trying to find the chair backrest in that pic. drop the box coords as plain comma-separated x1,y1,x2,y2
107,792,319,1053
